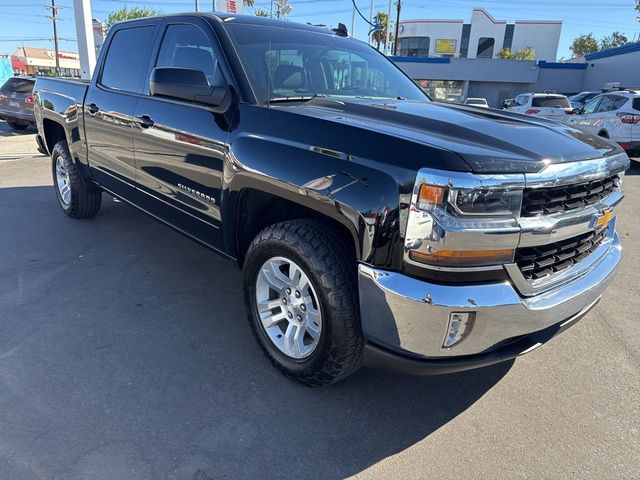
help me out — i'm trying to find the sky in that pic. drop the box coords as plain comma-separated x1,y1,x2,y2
0,0,639,60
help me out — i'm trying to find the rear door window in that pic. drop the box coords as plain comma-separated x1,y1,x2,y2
596,95,617,112
633,97,640,111
100,26,155,93
532,96,570,108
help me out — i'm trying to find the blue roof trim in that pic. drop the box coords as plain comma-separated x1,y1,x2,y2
585,41,640,61
537,61,587,70
389,56,451,64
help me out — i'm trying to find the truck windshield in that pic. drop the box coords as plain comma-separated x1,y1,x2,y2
225,23,429,104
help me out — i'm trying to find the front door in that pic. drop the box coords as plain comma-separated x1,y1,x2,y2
133,19,229,250
84,22,157,199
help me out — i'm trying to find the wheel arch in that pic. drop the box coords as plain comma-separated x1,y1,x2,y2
233,187,360,268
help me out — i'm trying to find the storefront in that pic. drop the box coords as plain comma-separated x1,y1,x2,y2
11,47,80,77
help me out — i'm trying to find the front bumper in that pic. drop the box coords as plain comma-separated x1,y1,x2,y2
358,232,621,370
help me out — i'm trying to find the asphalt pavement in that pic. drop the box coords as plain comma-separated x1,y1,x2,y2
0,120,639,479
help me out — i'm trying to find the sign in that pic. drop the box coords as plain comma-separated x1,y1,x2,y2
435,39,457,54
214,0,244,13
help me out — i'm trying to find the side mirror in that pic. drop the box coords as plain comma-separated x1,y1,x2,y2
149,67,232,113
572,108,582,115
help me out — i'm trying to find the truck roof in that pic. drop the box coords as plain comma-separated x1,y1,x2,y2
115,12,336,36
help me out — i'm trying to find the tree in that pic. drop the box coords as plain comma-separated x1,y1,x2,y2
254,8,270,17
636,0,639,21
371,12,389,51
599,31,629,50
497,47,535,60
105,6,161,30
570,33,598,57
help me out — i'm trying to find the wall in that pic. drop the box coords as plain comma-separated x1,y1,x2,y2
581,48,640,90
466,81,523,107
399,20,464,57
533,66,585,94
467,8,506,59
393,57,538,83
510,22,562,61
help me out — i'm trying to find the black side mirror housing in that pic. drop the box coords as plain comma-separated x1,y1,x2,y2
150,67,232,113
572,108,582,115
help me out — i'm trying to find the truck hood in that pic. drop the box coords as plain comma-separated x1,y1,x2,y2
286,98,620,173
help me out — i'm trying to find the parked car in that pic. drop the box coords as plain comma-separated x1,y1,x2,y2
33,13,629,386
569,90,603,109
0,76,36,130
506,93,573,121
464,97,489,108
568,90,640,156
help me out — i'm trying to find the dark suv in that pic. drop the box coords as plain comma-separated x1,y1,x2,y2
0,76,36,130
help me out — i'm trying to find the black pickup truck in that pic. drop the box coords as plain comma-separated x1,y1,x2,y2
34,13,629,386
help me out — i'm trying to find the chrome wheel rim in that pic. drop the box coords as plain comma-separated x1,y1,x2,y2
255,256,322,359
55,155,71,206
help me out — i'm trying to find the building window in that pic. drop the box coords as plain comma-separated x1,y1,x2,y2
397,37,430,57
476,37,495,58
416,80,465,103
503,24,515,50
460,24,471,58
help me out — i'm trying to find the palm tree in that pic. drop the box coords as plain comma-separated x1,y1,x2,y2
372,12,389,51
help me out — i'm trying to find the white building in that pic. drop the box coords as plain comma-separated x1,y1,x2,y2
397,8,561,61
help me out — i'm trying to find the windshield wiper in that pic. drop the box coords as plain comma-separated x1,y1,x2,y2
269,94,327,104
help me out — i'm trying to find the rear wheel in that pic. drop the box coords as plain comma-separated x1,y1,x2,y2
243,219,364,386
6,120,28,130
52,140,102,218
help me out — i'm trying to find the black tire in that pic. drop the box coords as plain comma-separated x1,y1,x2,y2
52,140,102,218
7,120,28,130
243,219,364,386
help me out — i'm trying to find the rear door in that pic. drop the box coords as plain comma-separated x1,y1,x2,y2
83,21,158,199
132,17,231,249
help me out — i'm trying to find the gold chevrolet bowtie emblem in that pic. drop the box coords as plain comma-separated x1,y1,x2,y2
594,210,614,229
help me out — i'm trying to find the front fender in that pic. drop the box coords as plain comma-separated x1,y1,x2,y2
223,132,406,268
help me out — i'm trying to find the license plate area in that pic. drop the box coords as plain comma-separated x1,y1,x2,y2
9,101,20,108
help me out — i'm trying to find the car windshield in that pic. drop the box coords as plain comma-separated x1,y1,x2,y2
532,95,571,108
225,23,428,104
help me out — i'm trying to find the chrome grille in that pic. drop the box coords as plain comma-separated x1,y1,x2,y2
521,175,619,217
515,228,609,280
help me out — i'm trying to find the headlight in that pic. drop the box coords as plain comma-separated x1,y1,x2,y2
405,171,524,269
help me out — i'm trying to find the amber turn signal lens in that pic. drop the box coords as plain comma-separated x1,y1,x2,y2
409,248,514,266
418,184,446,205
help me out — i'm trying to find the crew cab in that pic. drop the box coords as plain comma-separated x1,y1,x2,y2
33,14,629,386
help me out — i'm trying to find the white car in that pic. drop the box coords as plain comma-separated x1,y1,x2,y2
568,90,640,157
464,97,489,108
506,93,573,121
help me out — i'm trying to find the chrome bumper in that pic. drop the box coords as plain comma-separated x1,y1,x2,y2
358,232,621,358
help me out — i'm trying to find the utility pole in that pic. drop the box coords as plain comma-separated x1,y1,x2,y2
386,0,392,54
195,0,199,12
72,0,96,79
393,0,401,55
46,0,60,75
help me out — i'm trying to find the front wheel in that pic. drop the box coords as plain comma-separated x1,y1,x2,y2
52,140,102,218
243,220,364,386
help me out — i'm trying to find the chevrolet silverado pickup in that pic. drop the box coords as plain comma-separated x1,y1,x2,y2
33,14,629,386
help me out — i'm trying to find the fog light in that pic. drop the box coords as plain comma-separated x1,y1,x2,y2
443,312,475,348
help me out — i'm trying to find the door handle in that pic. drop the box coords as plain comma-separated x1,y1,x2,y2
87,103,99,115
136,114,154,128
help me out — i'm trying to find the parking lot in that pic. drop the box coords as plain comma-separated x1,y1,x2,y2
1,119,639,479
